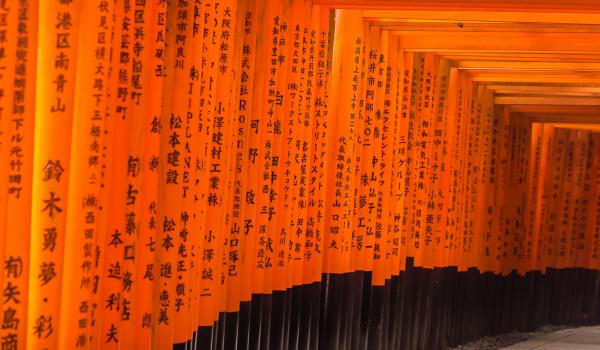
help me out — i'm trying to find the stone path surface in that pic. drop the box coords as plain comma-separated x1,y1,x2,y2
502,326,600,349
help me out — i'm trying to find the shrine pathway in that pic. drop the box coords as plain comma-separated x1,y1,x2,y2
502,326,600,349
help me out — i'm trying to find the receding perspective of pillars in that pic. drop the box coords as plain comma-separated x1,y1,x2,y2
1,1,600,349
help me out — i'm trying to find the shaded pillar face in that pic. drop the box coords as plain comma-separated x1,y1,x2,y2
0,1,600,349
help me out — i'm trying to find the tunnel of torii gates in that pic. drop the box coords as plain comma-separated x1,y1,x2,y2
4,0,600,350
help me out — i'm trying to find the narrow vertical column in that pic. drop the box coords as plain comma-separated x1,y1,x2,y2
27,1,80,348
0,2,37,349
132,0,166,348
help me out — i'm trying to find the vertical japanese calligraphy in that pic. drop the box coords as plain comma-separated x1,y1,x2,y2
0,2,600,350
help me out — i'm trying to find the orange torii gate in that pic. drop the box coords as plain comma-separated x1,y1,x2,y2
0,1,600,349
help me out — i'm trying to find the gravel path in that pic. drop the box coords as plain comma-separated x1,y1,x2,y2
447,325,567,350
